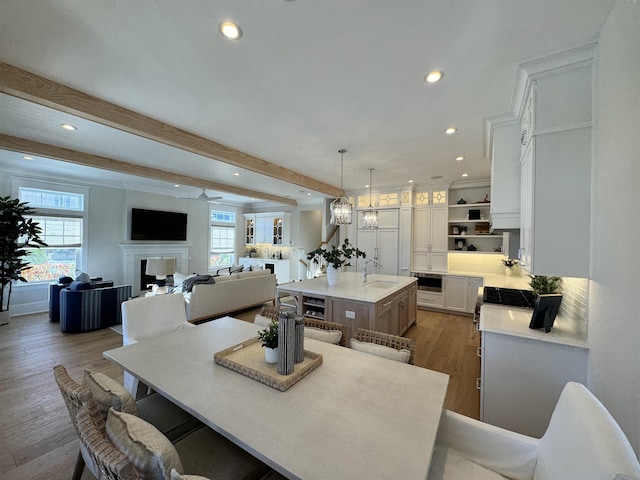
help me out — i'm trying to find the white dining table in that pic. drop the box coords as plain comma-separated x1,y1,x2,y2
103,316,449,480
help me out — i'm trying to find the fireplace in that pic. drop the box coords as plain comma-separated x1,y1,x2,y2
119,243,192,296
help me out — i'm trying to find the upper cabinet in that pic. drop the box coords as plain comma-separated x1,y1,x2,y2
517,49,593,277
412,188,448,272
244,212,291,246
489,122,522,229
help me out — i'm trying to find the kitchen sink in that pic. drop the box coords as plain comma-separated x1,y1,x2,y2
364,281,399,289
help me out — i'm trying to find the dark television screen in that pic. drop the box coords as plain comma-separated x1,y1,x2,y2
131,208,188,241
529,294,563,333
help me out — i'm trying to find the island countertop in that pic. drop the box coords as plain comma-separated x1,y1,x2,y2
277,272,417,303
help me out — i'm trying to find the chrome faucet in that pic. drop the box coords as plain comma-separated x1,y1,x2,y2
363,258,383,283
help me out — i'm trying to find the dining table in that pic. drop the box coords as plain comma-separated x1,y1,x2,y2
103,316,449,479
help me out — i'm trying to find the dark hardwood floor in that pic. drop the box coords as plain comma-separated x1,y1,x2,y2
0,305,479,480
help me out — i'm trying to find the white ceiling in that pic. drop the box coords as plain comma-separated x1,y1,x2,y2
0,0,615,206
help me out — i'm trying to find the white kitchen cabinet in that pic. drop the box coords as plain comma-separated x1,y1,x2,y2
517,60,592,278
398,206,412,277
412,206,448,272
243,214,256,245
479,304,588,437
249,212,291,246
489,122,521,229
356,228,399,276
416,290,444,309
466,277,484,313
444,275,469,312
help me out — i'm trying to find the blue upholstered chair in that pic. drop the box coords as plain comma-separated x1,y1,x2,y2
60,283,132,333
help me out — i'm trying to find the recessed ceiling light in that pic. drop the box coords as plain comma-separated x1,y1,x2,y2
445,127,457,135
307,193,312,196
461,173,469,177
23,156,33,160
431,175,443,180
425,70,444,83
61,123,77,131
219,21,243,40
408,179,414,183
233,172,241,176
174,184,180,188
456,155,465,161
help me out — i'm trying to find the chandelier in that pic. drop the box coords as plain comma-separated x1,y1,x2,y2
362,168,378,229
330,149,353,225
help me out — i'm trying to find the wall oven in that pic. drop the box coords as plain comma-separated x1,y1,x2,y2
411,272,443,292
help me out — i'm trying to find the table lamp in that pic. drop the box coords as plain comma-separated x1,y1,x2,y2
145,257,176,295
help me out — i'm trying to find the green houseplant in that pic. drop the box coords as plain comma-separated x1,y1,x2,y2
0,196,47,316
257,320,279,363
529,275,561,295
306,238,366,269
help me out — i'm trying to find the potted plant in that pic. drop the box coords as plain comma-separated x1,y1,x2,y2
500,258,518,276
0,196,47,323
306,239,366,286
257,320,279,363
529,275,561,295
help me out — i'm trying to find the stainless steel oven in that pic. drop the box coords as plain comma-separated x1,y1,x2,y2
411,272,443,292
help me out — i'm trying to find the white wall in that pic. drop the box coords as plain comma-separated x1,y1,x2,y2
589,0,640,454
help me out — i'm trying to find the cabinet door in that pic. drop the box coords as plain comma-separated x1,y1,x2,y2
519,140,534,272
412,209,430,251
429,207,448,251
356,229,399,276
398,207,412,276
429,252,448,272
255,216,270,244
405,285,417,332
466,277,484,313
445,276,468,312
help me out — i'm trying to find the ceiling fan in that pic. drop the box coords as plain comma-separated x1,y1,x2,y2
197,188,222,204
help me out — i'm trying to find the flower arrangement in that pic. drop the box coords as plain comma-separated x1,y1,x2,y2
501,258,518,269
306,238,366,269
257,321,278,349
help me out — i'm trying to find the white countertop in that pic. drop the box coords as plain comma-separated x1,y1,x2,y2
277,272,416,303
242,257,289,262
480,303,588,349
447,270,532,290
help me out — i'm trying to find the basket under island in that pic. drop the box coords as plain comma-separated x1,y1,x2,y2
276,272,417,340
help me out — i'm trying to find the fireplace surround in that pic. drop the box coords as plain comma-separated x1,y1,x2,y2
119,243,192,296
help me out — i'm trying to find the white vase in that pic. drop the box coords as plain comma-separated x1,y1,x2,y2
264,347,279,364
326,265,339,286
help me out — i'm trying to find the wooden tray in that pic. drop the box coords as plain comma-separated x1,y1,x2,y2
214,337,323,392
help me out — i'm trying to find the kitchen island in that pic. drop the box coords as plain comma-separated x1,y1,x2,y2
277,272,417,339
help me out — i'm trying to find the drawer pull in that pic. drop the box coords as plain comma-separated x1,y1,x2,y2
476,347,482,357
382,301,393,307
476,378,482,390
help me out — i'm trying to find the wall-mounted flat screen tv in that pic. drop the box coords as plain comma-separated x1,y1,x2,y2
131,208,188,241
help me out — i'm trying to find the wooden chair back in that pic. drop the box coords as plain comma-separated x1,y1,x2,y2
352,328,416,365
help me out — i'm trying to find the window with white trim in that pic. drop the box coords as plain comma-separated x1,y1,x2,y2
209,209,236,269
17,185,86,283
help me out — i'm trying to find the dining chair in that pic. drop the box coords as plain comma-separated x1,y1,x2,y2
54,365,202,480
121,294,195,397
350,328,416,364
257,307,347,346
76,403,283,480
428,381,640,480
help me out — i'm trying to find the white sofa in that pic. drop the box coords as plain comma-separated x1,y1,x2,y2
428,381,640,480
183,269,277,323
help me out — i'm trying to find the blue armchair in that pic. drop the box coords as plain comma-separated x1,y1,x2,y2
60,283,132,333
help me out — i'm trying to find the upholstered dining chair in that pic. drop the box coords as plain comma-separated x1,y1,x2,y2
256,307,348,346
54,365,201,480
121,293,194,397
428,381,640,480
75,404,284,480
350,328,416,364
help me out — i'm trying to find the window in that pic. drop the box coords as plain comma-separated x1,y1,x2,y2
209,209,236,269
17,185,86,283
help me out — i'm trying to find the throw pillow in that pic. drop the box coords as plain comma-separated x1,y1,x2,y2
170,469,211,480
58,275,73,285
82,370,138,419
350,339,411,363
75,271,91,283
106,409,184,480
304,327,342,345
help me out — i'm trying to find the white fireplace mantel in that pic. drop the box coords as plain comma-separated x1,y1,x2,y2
119,243,193,296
